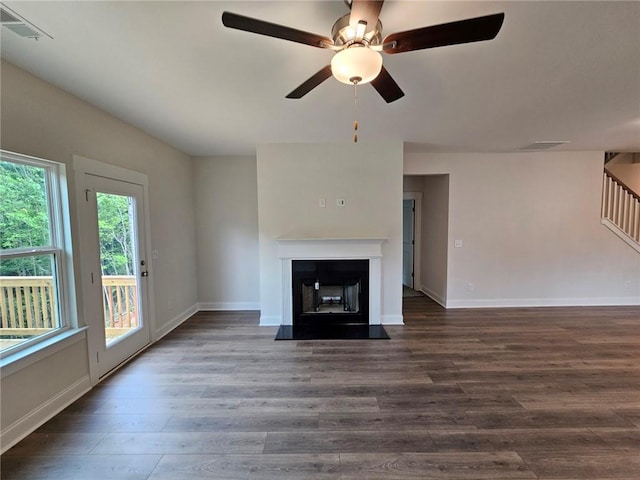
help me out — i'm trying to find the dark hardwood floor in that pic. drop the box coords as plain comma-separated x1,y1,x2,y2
2,296,639,479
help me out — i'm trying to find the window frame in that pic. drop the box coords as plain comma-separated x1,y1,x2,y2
0,150,75,359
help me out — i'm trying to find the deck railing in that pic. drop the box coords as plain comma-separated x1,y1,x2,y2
102,275,138,328
0,275,138,333
0,276,55,329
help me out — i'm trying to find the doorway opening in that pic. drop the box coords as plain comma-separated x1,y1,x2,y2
402,175,450,306
402,191,422,298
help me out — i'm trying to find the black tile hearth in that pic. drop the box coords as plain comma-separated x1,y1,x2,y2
274,324,390,340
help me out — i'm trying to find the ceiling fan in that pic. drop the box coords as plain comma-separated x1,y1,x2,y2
222,1,505,103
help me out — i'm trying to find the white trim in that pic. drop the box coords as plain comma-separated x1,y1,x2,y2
601,218,640,254
73,155,148,186
276,237,386,259
259,315,282,326
198,302,260,311
446,296,640,309
0,328,87,378
73,155,156,383
0,375,91,454
0,150,77,357
155,304,198,340
382,314,404,325
420,286,446,307
276,238,386,326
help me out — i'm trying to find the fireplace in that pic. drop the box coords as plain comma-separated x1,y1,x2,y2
275,237,385,326
292,259,369,326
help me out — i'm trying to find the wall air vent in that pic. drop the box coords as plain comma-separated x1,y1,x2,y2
521,141,571,151
0,3,52,40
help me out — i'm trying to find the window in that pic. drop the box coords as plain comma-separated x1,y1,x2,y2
0,151,71,356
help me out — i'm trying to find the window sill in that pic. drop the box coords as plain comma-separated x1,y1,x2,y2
0,327,88,379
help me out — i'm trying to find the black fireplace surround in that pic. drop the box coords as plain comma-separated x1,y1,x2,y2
292,259,369,326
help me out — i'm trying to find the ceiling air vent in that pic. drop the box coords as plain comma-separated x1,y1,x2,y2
0,3,52,40
0,7,18,23
521,141,571,151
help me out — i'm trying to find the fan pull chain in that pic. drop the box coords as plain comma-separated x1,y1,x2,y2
353,80,359,143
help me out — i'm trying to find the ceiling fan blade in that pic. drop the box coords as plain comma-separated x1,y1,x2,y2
349,0,384,30
370,66,404,103
286,65,333,99
222,12,333,48
383,13,505,54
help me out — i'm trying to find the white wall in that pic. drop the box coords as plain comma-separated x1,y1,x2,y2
0,60,198,449
193,156,260,310
257,142,404,325
405,151,640,307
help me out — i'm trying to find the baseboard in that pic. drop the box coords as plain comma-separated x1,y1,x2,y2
198,302,261,311
262,315,405,326
446,296,640,308
1,375,91,454
154,303,198,341
259,315,282,326
420,286,446,307
382,314,404,325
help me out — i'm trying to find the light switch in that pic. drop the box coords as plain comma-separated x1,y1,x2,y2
454,240,463,248
336,198,346,207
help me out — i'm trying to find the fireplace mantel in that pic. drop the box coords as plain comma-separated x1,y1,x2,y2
277,237,385,259
277,237,386,326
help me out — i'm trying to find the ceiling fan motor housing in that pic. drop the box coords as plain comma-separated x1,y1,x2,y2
331,13,382,47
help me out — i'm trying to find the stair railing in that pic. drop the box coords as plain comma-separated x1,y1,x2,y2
602,169,640,246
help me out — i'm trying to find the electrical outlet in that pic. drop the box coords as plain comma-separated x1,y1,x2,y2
319,198,326,208
467,283,474,292
626,280,632,288
454,240,463,248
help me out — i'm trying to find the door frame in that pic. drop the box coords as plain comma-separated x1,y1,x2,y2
402,198,415,288
73,155,156,384
403,192,422,292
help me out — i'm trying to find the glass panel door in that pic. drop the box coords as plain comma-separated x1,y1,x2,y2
96,191,140,346
81,173,150,378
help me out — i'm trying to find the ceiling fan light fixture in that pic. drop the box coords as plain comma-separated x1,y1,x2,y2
331,45,382,85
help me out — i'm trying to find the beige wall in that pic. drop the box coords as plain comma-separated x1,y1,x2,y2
257,142,404,325
420,175,449,304
608,163,640,193
403,175,423,192
405,151,640,307
193,156,260,309
0,60,198,449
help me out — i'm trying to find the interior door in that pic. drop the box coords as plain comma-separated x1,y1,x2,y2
402,199,415,288
81,174,151,378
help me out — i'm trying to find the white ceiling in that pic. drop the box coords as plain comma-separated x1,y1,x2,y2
1,1,639,157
